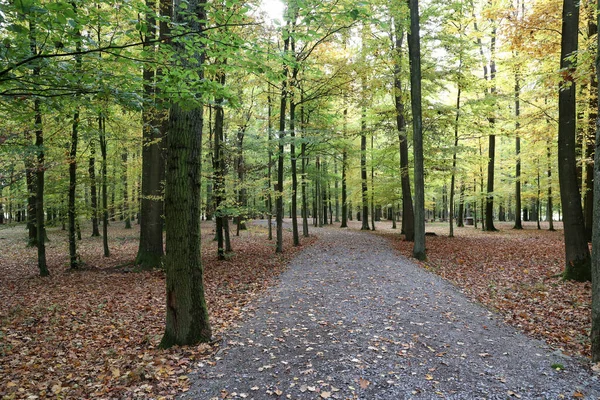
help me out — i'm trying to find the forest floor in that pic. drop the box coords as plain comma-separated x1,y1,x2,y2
183,225,599,399
360,219,593,359
0,218,597,399
0,220,314,399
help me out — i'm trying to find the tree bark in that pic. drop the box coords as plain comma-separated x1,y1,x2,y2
89,141,100,237
160,0,211,348
393,20,414,241
136,0,167,269
558,0,591,281
213,72,226,260
276,22,290,253
450,84,461,238
591,0,600,360
547,139,555,231
514,72,523,229
340,109,348,228
408,0,426,260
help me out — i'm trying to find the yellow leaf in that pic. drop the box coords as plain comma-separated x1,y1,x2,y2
320,392,331,399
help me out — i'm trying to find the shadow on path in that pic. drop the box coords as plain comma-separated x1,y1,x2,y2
183,227,599,399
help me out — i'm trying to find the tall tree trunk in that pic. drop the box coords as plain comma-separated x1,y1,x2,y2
34,98,49,276
213,72,226,260
29,14,48,274
393,21,414,241
408,0,426,260
370,134,375,231
122,152,131,228
590,0,600,361
267,93,273,240
584,6,597,241
514,71,523,229
25,153,37,246
340,110,348,228
69,106,80,269
160,0,211,348
136,0,167,268
450,83,461,238
99,115,110,257
276,21,291,253
334,159,339,222
300,99,309,237
485,26,498,232
457,183,465,227
547,139,555,231
290,65,300,246
360,120,369,230
558,0,591,281
89,140,100,237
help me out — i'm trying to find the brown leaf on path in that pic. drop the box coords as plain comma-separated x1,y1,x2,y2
358,377,370,389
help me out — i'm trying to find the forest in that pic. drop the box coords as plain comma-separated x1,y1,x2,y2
2,0,600,398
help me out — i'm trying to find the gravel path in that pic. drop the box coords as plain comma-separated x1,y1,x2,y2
183,228,600,399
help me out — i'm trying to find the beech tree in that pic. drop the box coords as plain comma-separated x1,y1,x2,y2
557,0,591,282
160,0,211,348
407,0,425,260
591,0,600,363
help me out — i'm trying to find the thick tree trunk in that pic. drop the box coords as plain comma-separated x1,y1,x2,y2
160,0,211,348
136,0,167,269
408,0,425,260
393,21,414,241
161,101,211,348
558,0,591,281
591,0,600,361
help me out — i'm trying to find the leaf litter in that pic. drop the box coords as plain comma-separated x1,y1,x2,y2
0,221,314,399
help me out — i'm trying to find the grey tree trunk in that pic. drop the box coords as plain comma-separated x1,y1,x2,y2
393,21,414,241
99,114,110,257
276,22,291,253
558,0,591,281
136,0,167,269
450,84,461,238
160,0,211,348
408,0,426,260
514,72,523,229
591,0,600,360
547,139,555,231
89,141,100,237
360,121,369,231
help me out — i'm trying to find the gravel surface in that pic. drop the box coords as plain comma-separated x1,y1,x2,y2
183,227,600,399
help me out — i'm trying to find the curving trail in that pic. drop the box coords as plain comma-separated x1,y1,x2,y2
183,227,600,399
